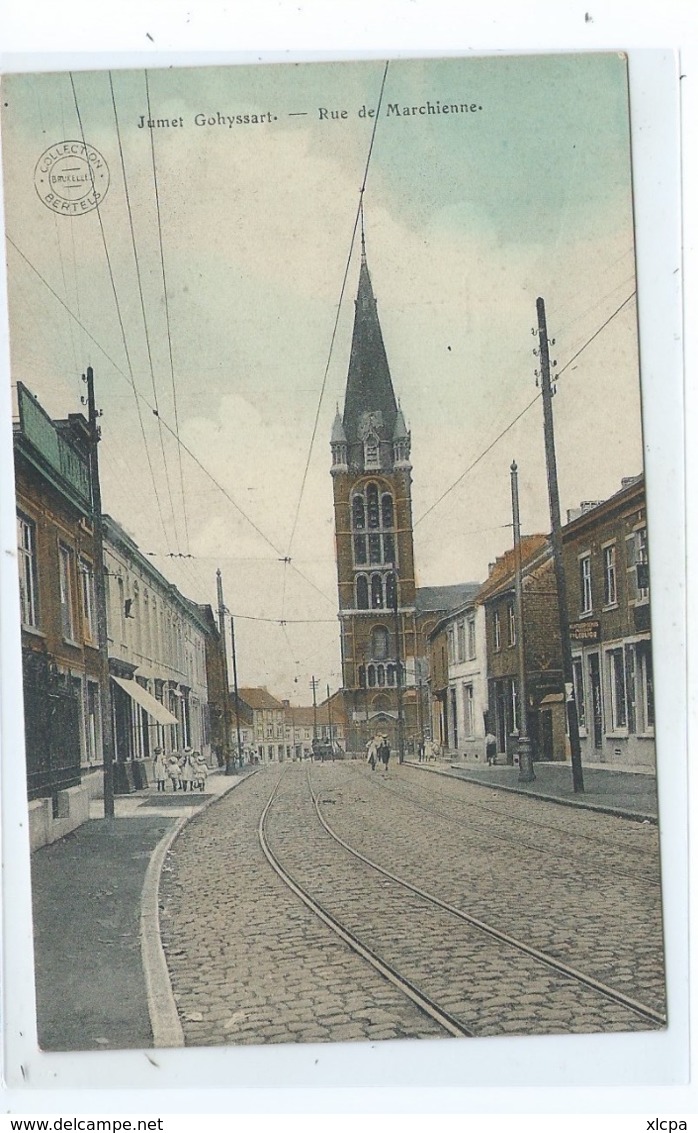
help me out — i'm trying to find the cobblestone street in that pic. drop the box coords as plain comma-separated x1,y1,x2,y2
158,761,666,1047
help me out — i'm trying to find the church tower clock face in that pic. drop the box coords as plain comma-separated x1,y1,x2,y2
330,243,418,754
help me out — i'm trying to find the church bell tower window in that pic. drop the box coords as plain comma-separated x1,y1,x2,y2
364,433,380,468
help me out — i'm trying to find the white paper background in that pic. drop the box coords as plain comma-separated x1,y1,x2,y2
0,0,695,1118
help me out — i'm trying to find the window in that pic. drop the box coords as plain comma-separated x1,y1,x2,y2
635,527,649,600
467,614,476,660
371,626,389,659
385,571,397,609
356,574,369,609
58,543,75,640
358,664,366,688
386,664,396,686
447,627,455,664
456,620,466,663
370,574,384,609
17,514,39,627
603,544,617,607
364,434,380,468
572,656,586,730
463,683,474,737
79,558,96,641
351,484,396,567
450,686,458,748
493,609,501,651
626,527,649,603
608,647,627,730
507,601,516,647
580,554,592,614
636,640,655,732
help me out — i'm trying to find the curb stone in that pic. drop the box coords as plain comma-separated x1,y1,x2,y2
139,768,259,1048
403,760,657,824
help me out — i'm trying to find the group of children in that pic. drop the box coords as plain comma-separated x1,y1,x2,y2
151,747,209,792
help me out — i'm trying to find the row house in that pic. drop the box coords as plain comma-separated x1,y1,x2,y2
13,383,104,846
103,515,215,791
562,475,654,768
229,692,255,759
283,695,347,759
237,687,287,762
479,534,566,763
427,591,485,757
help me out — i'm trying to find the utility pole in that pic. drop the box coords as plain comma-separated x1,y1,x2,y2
310,676,319,740
84,366,115,819
326,683,333,747
536,297,584,793
392,564,405,763
230,613,243,772
216,570,233,774
510,461,535,783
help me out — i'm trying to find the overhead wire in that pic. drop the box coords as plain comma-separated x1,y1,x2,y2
284,59,391,563
6,234,336,609
144,68,191,555
414,289,637,528
108,70,181,553
68,71,171,549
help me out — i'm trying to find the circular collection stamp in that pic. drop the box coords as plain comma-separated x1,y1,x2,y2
34,140,110,215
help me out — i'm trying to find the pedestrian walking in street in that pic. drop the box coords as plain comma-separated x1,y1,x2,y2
192,754,208,791
366,737,378,771
485,732,498,766
167,755,180,791
418,739,425,762
152,747,167,792
179,748,195,792
379,736,390,772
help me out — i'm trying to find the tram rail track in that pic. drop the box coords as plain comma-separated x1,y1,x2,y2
258,766,666,1036
401,762,658,861
354,764,660,889
258,772,474,1038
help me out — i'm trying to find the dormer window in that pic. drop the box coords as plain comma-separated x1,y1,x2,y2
364,433,380,468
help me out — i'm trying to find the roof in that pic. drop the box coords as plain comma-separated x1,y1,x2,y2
342,253,398,446
237,686,286,712
415,583,481,615
562,474,645,540
475,534,550,603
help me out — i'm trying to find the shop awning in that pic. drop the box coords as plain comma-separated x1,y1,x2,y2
111,676,179,726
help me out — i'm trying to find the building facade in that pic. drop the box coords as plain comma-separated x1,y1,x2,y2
428,597,487,759
237,687,287,762
562,475,654,768
479,535,566,763
103,516,213,788
14,383,104,844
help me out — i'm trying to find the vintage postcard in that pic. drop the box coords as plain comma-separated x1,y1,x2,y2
0,53,670,1064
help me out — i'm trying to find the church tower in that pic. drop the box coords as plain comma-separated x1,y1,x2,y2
331,242,419,751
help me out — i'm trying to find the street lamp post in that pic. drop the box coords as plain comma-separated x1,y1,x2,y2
391,563,405,763
510,461,535,783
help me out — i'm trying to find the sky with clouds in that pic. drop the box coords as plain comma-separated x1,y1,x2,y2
1,53,643,700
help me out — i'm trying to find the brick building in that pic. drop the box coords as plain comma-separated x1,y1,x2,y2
13,383,105,846
562,475,654,768
479,534,566,763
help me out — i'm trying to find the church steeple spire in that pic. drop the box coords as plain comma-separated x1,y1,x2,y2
341,239,398,469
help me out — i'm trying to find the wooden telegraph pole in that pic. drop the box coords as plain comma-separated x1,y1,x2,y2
536,298,584,793
84,366,115,818
230,612,243,771
216,570,233,774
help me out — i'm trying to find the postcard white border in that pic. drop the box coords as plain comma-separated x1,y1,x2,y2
0,22,692,1116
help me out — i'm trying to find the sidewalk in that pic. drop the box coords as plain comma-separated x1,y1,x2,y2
31,767,254,1051
404,759,659,822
